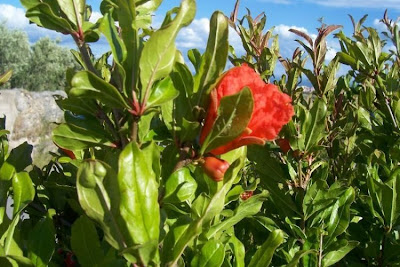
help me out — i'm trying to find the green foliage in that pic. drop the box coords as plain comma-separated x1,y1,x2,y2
0,0,399,266
25,37,80,91
0,24,30,89
0,24,79,91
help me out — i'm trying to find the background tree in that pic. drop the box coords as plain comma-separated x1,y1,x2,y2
25,37,80,91
0,23,80,91
0,23,30,89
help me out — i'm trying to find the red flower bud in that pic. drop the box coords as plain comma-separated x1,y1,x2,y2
278,138,291,153
201,156,230,182
240,191,253,200
200,64,294,155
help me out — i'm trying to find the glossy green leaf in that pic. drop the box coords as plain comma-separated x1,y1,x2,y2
3,214,20,256
201,87,253,154
248,230,284,267
0,142,32,181
99,11,127,64
191,240,225,267
247,146,300,217
325,187,355,245
163,167,197,204
304,98,327,151
140,0,195,104
188,49,202,73
228,235,245,267
303,180,330,220
147,77,179,109
56,97,97,117
71,215,104,267
53,123,115,150
77,160,126,250
28,212,55,267
118,142,160,264
357,107,372,130
56,0,85,28
5,255,34,267
69,71,130,109
24,3,74,33
167,161,240,266
206,191,268,239
0,180,10,225
194,11,229,99
114,0,162,92
322,240,359,267
161,216,192,264
12,172,35,216
286,250,318,267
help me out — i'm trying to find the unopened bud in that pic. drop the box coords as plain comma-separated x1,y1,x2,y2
201,156,230,182
278,138,291,153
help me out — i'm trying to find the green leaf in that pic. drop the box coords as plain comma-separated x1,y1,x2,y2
163,167,197,204
194,11,229,99
228,235,245,267
304,98,327,151
52,123,114,150
24,3,74,33
56,97,97,117
167,161,240,266
0,181,11,225
77,160,126,250
99,11,127,65
28,212,55,267
286,250,318,267
325,187,355,245
118,142,160,265
357,107,372,130
0,142,32,181
12,172,35,216
247,146,300,217
201,87,253,154
140,0,195,105
191,240,225,267
188,49,202,73
69,71,130,109
322,240,359,267
147,77,179,109
0,70,12,86
248,230,285,267
161,216,192,264
56,0,85,28
303,180,330,220
206,191,268,239
71,216,104,267
6,255,34,267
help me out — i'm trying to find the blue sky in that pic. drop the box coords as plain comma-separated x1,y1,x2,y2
0,0,399,76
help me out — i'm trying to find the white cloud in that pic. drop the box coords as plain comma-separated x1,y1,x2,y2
0,4,29,28
176,18,209,49
274,24,317,40
325,47,337,61
89,11,103,23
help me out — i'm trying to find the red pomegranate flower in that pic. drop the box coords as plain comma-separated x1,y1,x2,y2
200,64,294,155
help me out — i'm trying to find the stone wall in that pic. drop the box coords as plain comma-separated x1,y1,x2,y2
0,89,65,166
